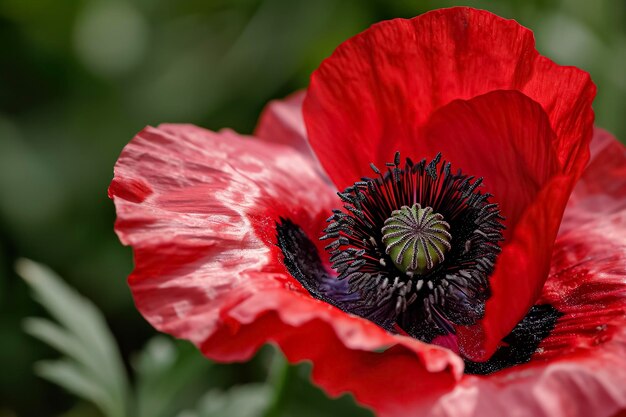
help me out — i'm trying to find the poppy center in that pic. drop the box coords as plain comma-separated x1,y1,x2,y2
318,152,505,341
382,204,451,274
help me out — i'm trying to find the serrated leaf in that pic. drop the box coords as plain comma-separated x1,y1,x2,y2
18,258,129,417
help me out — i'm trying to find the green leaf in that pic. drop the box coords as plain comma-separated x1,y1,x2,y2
24,318,92,364
18,258,129,417
134,336,213,417
24,318,104,379
35,359,116,416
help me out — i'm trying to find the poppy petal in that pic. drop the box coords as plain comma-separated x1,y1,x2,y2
560,128,626,231
537,128,626,365
415,89,571,359
421,90,560,236
463,129,626,361
427,215,626,417
254,91,310,154
109,124,466,413
304,7,594,191
109,124,338,344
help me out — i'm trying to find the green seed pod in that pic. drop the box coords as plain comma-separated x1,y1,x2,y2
381,204,451,274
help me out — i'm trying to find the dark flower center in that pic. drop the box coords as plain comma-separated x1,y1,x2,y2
320,153,505,341
275,152,565,373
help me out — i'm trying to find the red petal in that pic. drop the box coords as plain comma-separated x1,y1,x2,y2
304,7,595,360
254,91,329,182
422,90,560,237
459,132,623,360
202,290,462,414
560,128,626,232
459,175,577,359
110,124,338,343
420,90,577,359
304,7,594,191
109,124,465,413
254,91,310,153
539,129,626,363
453,214,626,417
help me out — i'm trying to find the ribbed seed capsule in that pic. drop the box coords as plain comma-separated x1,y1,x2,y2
381,204,452,274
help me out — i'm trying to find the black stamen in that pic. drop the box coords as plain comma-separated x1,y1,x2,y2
276,218,360,310
320,153,505,341
464,304,562,375
275,218,559,374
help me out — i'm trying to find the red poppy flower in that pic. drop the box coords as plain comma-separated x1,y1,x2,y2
109,7,626,417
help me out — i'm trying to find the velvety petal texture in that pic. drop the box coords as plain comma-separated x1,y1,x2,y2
254,90,309,153
303,6,596,360
109,123,337,342
304,8,594,188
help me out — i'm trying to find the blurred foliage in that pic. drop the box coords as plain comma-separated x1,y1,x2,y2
19,259,130,417
18,259,372,417
0,0,624,416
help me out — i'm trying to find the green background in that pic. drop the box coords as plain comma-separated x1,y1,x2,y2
1,0,624,416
